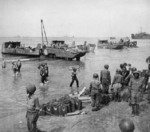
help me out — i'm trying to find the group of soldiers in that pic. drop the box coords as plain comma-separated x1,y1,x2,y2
2,58,150,132
88,62,150,115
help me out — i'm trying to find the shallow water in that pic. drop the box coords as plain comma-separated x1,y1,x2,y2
0,37,150,131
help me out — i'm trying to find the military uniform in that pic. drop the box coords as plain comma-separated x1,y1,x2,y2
100,68,111,94
129,73,144,115
40,67,47,83
112,72,123,101
129,77,144,104
70,69,79,88
17,60,22,72
26,84,40,132
145,70,150,102
89,79,101,109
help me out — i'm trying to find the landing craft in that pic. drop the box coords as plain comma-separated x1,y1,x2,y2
97,40,124,49
41,19,86,61
1,41,42,57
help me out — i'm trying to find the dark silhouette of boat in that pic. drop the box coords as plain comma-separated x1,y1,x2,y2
131,32,150,39
97,40,124,49
1,41,41,57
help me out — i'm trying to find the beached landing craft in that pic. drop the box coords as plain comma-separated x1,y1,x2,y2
43,40,86,61
97,40,124,49
41,20,86,61
1,41,42,57
122,37,138,48
76,41,96,53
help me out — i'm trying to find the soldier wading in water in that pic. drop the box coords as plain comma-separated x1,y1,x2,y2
69,66,80,95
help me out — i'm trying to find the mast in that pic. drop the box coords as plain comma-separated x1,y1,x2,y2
41,19,48,46
41,20,44,46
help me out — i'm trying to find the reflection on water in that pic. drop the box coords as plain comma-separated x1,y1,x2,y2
0,37,149,131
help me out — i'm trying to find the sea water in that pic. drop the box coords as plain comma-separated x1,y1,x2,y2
0,37,149,131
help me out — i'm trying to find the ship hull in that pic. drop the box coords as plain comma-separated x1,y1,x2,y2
131,32,150,39
1,42,40,57
97,43,124,49
45,47,86,61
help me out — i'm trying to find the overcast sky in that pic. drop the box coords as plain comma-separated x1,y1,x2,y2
0,0,150,37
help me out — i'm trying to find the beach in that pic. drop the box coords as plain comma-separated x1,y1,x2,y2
0,37,150,132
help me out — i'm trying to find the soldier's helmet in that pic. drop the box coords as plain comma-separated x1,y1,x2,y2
120,64,124,69
104,64,109,69
72,67,77,72
26,84,36,94
133,70,140,75
93,73,99,79
119,118,135,132
131,67,137,72
123,62,127,67
116,69,120,73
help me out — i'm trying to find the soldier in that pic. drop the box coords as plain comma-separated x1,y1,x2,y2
122,64,130,86
125,67,137,86
129,71,144,115
26,84,41,132
100,64,111,94
119,118,135,132
69,66,80,94
16,59,22,73
120,63,124,75
145,63,150,103
40,65,47,84
12,62,18,76
2,58,6,69
111,69,123,101
44,63,49,78
89,73,101,111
